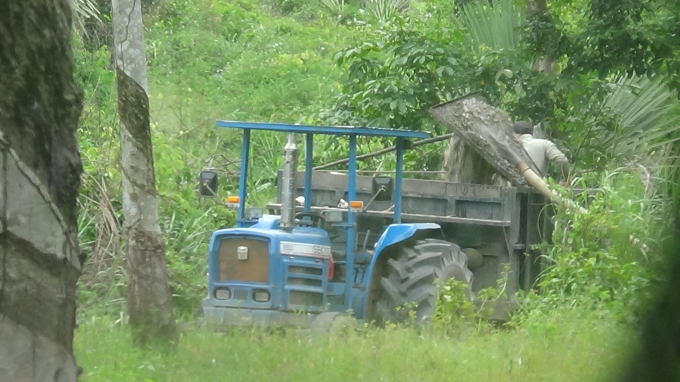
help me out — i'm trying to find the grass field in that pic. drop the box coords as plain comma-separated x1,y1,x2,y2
74,309,634,382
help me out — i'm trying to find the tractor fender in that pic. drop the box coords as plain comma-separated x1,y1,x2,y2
356,223,441,319
369,223,441,270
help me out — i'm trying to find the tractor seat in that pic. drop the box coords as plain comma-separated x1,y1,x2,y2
331,250,346,260
354,251,373,265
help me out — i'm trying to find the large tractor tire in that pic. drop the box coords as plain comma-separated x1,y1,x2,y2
375,239,473,325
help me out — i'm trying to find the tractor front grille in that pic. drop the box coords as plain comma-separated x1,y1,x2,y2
289,291,323,306
217,237,269,283
232,287,249,300
285,262,325,308
288,266,322,276
288,277,322,287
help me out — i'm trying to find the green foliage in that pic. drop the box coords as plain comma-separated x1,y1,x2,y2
75,0,360,318
322,3,551,169
579,0,659,76
535,0,680,92
434,264,510,331
521,8,563,63
551,73,680,174
363,0,409,22
531,170,671,319
600,74,680,161
74,0,679,336
318,0,346,18
457,0,523,52
326,0,680,179
327,19,468,132
69,0,101,33
75,310,633,381
433,278,479,327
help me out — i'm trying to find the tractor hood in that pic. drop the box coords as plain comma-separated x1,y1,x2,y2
208,215,332,259
206,214,334,315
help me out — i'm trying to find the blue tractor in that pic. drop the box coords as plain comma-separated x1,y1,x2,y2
199,121,553,326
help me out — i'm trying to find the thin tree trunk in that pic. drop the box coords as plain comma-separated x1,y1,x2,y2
112,0,176,346
525,0,555,73
0,0,84,380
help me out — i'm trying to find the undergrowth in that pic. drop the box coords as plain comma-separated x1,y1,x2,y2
530,169,672,322
75,308,632,382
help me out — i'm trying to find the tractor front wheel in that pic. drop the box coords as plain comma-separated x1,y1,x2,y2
374,239,473,325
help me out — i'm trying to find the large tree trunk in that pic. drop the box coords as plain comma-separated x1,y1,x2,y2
112,0,176,345
0,1,84,381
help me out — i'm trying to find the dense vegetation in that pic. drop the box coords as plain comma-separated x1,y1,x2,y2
73,0,679,380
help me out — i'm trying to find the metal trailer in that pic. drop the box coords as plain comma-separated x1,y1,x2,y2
200,121,554,327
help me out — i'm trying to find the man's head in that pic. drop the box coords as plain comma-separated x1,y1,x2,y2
513,120,534,135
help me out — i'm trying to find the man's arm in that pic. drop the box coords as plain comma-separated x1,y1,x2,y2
544,141,569,181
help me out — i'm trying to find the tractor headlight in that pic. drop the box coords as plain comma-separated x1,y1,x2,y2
246,207,263,219
253,290,270,302
215,288,231,300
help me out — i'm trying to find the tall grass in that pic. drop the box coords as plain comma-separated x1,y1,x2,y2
75,309,633,382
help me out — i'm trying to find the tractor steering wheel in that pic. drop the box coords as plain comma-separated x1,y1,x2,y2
295,211,325,228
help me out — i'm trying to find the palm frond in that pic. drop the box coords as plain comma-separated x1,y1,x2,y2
600,74,680,162
69,0,102,34
319,0,346,17
363,0,409,22
456,0,523,52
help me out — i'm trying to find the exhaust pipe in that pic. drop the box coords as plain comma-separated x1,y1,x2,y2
280,133,298,229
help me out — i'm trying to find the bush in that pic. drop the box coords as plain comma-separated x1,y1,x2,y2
527,169,671,320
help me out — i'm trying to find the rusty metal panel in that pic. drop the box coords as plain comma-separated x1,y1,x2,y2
218,238,270,283
444,182,502,199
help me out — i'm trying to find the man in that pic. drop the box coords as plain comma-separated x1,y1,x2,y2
513,120,569,181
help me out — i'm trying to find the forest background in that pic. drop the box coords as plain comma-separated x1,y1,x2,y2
72,0,680,380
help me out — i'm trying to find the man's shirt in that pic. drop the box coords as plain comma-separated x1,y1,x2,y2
519,134,569,177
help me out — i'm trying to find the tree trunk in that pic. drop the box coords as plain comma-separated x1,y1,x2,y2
525,0,555,73
0,1,84,381
112,0,176,346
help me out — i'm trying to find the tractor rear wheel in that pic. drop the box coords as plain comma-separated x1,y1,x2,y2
375,239,473,325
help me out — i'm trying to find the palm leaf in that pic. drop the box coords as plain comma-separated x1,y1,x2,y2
363,0,409,22
456,0,523,52
69,0,101,33
319,0,346,17
595,74,680,171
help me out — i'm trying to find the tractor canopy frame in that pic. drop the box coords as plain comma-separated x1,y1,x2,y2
216,120,430,308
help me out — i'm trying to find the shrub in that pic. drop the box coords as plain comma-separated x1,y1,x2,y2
530,169,671,320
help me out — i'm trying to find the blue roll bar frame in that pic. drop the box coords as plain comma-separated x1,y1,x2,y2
217,120,430,309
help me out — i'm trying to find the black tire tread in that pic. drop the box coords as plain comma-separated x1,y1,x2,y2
376,238,473,325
